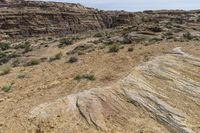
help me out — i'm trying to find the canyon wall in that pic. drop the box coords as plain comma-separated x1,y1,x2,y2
0,1,199,37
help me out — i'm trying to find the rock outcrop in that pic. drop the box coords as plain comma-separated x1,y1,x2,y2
0,1,199,37
4,48,196,133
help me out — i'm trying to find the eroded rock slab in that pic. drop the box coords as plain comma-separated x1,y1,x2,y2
4,48,199,133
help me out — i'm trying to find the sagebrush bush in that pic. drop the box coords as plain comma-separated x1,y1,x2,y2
94,32,104,37
128,47,134,52
0,42,10,51
59,38,73,48
0,66,11,76
26,59,40,66
49,52,62,62
2,85,11,92
68,56,78,63
149,26,162,32
17,73,26,79
12,58,20,67
109,44,120,53
162,32,173,39
74,74,96,81
183,32,193,40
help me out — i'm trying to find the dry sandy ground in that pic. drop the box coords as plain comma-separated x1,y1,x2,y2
0,38,200,132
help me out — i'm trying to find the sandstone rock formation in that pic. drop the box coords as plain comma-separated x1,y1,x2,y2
0,1,199,37
0,48,197,133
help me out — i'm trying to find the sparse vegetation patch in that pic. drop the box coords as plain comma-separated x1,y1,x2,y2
0,66,11,76
74,74,96,81
128,47,134,52
2,85,12,92
25,59,40,66
68,56,78,63
59,38,73,48
49,52,63,62
109,44,120,53
0,42,10,51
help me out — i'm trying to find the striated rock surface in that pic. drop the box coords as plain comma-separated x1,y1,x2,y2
8,48,197,133
0,1,199,37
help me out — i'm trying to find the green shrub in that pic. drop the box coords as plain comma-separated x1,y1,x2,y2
120,46,124,49
122,37,132,44
48,37,53,41
128,47,134,52
109,44,120,53
15,41,32,53
94,32,104,37
59,38,73,48
17,73,26,79
162,32,173,39
49,52,62,62
74,74,96,81
197,16,200,22
0,66,11,76
26,59,40,66
68,56,78,63
2,85,11,92
0,42,10,51
149,37,163,42
183,32,193,40
23,44,32,53
149,26,162,32
71,36,80,41
12,58,20,67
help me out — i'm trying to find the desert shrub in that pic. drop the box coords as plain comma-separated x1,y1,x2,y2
12,58,20,67
17,73,26,79
128,47,134,52
109,44,120,53
15,43,26,49
149,37,163,43
71,35,80,41
0,51,19,65
162,31,173,39
94,32,104,37
197,16,200,22
122,37,132,44
59,38,73,48
68,56,78,63
122,32,129,38
0,42,10,51
149,26,162,32
26,59,40,66
120,46,124,49
67,44,94,55
74,74,96,81
15,41,32,53
55,52,62,59
2,85,11,92
23,44,32,53
165,22,173,29
0,66,11,76
47,37,53,41
49,52,62,62
183,32,193,40
104,40,114,45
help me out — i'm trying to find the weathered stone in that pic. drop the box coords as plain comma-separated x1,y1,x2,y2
27,48,200,133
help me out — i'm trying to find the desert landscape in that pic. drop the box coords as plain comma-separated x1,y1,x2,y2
0,0,200,133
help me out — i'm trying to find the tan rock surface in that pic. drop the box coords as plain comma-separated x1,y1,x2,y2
0,48,198,132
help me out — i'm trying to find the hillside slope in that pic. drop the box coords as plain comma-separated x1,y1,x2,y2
0,1,199,38
0,46,200,133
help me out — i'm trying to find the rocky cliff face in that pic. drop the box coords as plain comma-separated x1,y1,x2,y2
0,1,199,38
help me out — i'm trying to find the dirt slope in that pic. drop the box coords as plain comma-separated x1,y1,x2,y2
0,44,200,132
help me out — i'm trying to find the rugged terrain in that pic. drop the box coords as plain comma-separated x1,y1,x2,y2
0,0,199,38
0,1,200,133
